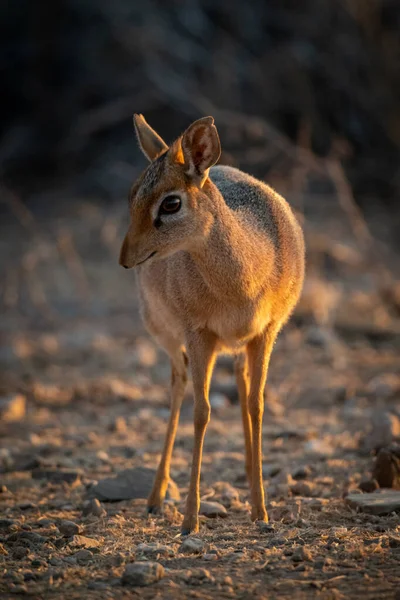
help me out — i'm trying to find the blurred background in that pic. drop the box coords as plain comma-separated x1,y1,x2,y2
1,0,399,428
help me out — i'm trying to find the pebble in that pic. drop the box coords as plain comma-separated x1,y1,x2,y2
203,553,219,561
122,561,164,586
0,393,26,422
136,542,175,557
82,498,107,518
180,568,214,585
67,535,100,549
74,549,93,563
209,392,229,409
257,521,275,533
89,466,180,502
291,480,316,497
8,531,46,545
58,520,82,537
292,465,312,480
389,535,400,548
12,546,30,559
359,478,379,493
199,500,227,518
179,537,205,554
292,546,312,562
0,518,17,531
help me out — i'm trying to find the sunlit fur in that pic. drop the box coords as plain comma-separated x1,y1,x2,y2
119,115,305,534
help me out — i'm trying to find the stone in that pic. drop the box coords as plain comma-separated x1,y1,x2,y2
122,561,164,586
58,520,82,537
362,411,400,452
292,546,312,562
67,535,100,549
82,498,107,517
0,518,16,531
359,478,379,493
32,468,82,485
181,568,214,585
136,542,175,558
346,490,400,515
109,416,127,434
292,465,312,480
199,500,227,518
12,546,30,559
179,537,205,554
373,446,400,489
209,392,229,409
388,535,400,548
0,394,26,422
74,549,93,563
366,374,400,399
291,481,316,496
8,531,46,545
89,466,180,502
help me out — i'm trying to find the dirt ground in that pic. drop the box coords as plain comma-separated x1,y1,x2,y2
1,190,400,599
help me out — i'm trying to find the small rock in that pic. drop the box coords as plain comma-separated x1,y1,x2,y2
292,465,312,480
346,490,400,515
9,583,28,594
89,466,180,502
359,478,379,493
82,498,107,518
179,537,205,554
199,500,227,518
32,468,82,485
362,411,400,452
8,531,46,544
31,558,47,568
203,553,218,561
257,521,275,533
58,520,82,537
291,481,316,496
67,535,100,549
36,518,53,528
0,484,9,493
0,518,16,531
18,501,37,510
373,446,400,489
292,546,312,562
74,549,93,563
122,561,164,586
0,394,26,422
136,542,175,557
263,464,282,478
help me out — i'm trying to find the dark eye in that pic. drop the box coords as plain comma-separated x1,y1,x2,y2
160,195,181,214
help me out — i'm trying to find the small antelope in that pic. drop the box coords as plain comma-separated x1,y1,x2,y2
119,115,305,534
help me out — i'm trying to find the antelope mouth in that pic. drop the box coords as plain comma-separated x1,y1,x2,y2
136,250,157,266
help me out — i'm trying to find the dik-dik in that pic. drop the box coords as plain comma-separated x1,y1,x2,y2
119,115,305,534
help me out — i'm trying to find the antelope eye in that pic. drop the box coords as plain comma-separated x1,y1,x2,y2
160,195,181,214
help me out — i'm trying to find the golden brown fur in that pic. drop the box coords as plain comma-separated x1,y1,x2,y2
119,114,305,534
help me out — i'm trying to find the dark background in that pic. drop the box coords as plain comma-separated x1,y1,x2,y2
1,0,400,208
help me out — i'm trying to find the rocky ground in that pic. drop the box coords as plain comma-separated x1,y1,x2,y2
1,192,400,599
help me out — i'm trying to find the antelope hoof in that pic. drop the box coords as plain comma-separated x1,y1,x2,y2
181,516,199,535
251,506,268,523
147,504,163,516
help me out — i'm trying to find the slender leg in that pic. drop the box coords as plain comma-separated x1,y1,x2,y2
246,326,277,522
147,350,188,513
234,353,252,486
181,329,217,535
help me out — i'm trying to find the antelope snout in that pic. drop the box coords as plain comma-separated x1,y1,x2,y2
119,234,135,269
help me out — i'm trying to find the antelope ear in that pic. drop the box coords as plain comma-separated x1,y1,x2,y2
181,116,221,186
133,114,169,162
